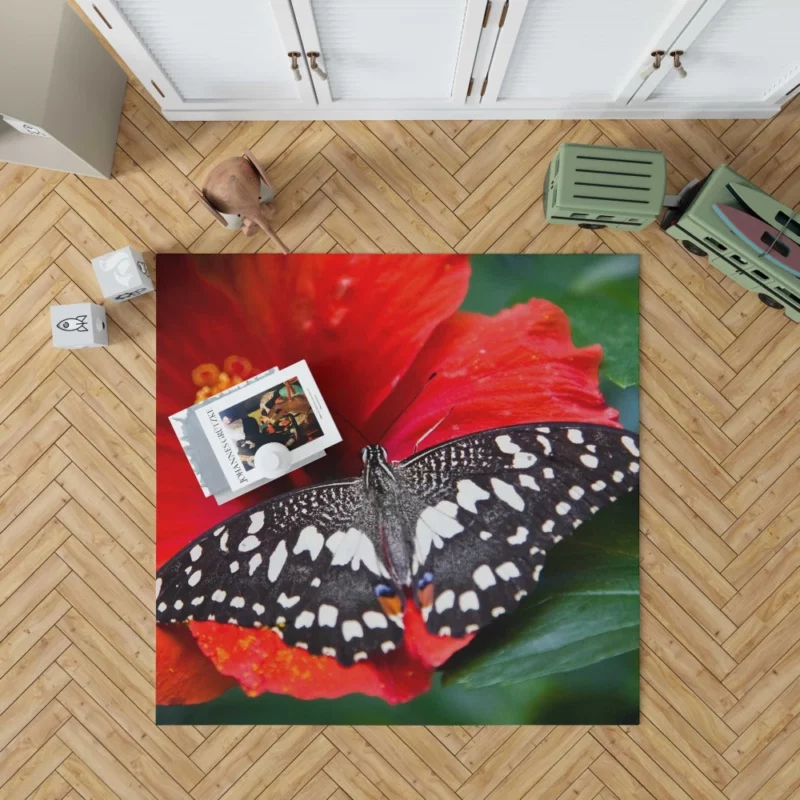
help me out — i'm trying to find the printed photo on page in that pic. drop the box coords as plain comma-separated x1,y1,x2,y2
196,360,342,491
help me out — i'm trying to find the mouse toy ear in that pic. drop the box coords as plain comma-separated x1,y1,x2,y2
243,149,274,193
195,189,229,227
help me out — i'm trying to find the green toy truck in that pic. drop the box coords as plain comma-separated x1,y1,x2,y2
544,143,666,232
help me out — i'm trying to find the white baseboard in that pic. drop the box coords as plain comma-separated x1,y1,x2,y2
163,104,779,122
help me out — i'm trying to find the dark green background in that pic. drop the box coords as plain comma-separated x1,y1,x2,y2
159,253,640,725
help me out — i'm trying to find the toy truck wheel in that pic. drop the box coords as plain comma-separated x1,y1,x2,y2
578,223,606,229
682,240,708,257
758,293,784,310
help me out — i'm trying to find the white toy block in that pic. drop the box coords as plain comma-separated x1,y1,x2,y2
50,303,107,349
92,246,154,302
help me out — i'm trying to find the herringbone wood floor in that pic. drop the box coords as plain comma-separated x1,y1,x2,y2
3,27,800,799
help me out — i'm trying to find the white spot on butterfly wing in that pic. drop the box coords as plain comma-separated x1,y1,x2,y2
191,596,204,606
612,471,625,483
173,600,183,610
229,561,239,573
630,462,640,473
434,590,455,613
513,451,536,468
268,540,288,581
542,520,555,533
459,591,480,611
220,532,229,552
294,526,324,560
479,531,492,541
456,479,490,513
507,527,528,545
238,535,260,552
295,610,315,628
567,429,584,443
496,562,521,580
157,602,166,612
230,596,245,608
190,544,202,562
473,564,497,589
188,570,202,586
328,528,382,575
253,603,265,614
363,611,388,629
318,604,338,626
591,480,607,491
490,478,524,511
569,486,585,500
495,435,520,454
248,511,265,532
581,454,599,469
491,607,505,617
342,620,363,640
278,593,300,608
353,651,368,662
248,553,262,575
381,641,395,653
537,435,552,456
212,590,226,602
556,501,571,515
621,436,639,457
155,578,162,597
519,474,540,491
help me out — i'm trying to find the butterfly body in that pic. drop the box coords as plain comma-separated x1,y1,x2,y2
157,423,639,665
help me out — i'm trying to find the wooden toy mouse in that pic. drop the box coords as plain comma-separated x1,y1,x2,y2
196,149,289,253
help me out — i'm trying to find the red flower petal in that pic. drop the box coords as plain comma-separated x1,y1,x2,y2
194,253,471,432
189,616,434,704
376,299,620,462
156,625,236,705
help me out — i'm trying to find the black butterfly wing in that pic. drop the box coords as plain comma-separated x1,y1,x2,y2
397,423,640,637
156,479,406,665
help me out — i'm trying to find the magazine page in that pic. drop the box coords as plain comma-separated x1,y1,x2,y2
196,360,342,492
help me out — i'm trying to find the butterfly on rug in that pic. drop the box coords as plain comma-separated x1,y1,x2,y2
156,422,640,665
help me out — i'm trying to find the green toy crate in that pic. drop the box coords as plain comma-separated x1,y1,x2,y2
544,143,667,231
660,165,800,322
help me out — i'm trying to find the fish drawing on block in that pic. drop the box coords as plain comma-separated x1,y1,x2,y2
56,315,89,332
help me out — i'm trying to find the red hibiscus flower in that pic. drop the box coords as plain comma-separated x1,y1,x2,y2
156,254,619,705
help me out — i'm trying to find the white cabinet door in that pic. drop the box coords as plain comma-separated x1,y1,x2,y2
290,0,486,108
480,0,705,110
74,0,316,112
632,0,800,109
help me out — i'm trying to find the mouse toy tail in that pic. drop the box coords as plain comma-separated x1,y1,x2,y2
254,211,290,254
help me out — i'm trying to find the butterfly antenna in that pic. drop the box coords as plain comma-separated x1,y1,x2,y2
413,405,455,454
330,408,371,446
379,372,438,443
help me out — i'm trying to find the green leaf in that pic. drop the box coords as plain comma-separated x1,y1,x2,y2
442,492,639,689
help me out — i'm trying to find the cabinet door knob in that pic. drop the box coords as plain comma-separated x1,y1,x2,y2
640,51,665,80
670,50,687,79
288,52,302,81
307,52,328,81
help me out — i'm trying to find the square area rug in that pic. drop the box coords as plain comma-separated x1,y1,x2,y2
155,253,640,725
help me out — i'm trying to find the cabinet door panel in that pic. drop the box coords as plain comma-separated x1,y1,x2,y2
78,0,315,110
645,0,800,104
292,0,484,106
485,0,702,106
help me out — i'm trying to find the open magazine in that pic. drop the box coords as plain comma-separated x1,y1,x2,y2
170,360,341,504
